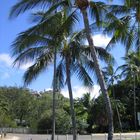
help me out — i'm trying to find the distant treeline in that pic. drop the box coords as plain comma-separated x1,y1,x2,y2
0,84,139,134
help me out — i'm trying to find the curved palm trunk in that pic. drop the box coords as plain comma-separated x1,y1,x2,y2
66,58,77,140
52,47,57,140
81,9,114,140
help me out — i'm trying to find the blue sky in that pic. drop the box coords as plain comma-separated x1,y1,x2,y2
0,0,125,98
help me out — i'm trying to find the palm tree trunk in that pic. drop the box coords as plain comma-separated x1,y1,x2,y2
81,9,114,140
138,23,140,51
112,81,122,132
52,46,57,140
66,58,77,140
133,74,137,131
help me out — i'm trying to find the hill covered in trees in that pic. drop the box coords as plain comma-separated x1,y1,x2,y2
0,84,139,134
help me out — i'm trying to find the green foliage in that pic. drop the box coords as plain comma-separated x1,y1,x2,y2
0,84,140,133
0,86,71,133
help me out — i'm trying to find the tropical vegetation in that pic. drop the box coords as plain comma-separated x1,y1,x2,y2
0,1,139,140
0,85,139,133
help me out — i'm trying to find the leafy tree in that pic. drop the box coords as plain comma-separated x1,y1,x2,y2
88,94,125,133
10,5,64,140
75,93,93,133
0,87,34,127
13,92,33,126
0,94,13,127
0,86,72,132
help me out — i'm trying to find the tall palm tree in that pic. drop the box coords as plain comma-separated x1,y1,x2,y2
51,32,93,140
55,30,113,140
102,1,140,131
74,1,114,140
11,8,66,140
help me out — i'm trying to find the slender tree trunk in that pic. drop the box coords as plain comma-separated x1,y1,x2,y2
52,46,57,140
137,4,140,51
138,22,140,51
81,9,114,140
112,80,122,132
66,58,77,140
133,74,137,131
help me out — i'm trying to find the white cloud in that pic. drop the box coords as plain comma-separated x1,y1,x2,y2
93,34,111,47
45,88,53,91
0,53,33,70
61,85,100,99
86,34,111,48
0,53,13,66
19,62,34,70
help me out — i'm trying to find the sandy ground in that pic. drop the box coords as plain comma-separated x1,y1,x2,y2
2,133,140,140
3,136,20,140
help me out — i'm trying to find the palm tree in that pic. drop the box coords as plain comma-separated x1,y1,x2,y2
103,64,123,132
118,51,140,131
126,0,140,51
102,1,140,132
11,7,66,140
105,0,140,52
55,29,113,140
75,1,114,140
56,33,93,140
118,51,140,80
121,0,140,52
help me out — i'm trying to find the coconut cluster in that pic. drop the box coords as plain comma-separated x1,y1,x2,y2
76,0,89,10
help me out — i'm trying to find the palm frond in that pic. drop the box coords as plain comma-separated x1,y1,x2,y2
30,1,69,23
9,0,52,19
12,11,64,55
13,46,51,67
105,15,132,51
95,47,115,64
89,1,108,25
73,62,94,87
56,61,65,90
109,4,130,16
54,10,79,38
12,32,52,56
23,51,53,85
